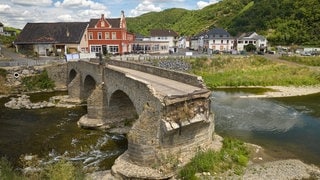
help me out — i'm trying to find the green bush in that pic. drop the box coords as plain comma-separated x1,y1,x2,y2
22,70,55,91
0,157,85,180
41,160,85,180
0,157,21,180
178,137,249,179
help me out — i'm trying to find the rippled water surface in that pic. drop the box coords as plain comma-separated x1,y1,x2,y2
213,88,320,166
0,91,127,171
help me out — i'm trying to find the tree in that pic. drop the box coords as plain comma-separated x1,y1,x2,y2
244,44,256,52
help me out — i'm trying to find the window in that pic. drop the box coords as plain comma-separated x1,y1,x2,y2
112,32,116,40
221,40,223,44
91,45,102,53
105,32,110,39
109,46,119,53
89,32,93,40
245,41,248,44
98,32,102,40
213,40,215,44
153,45,159,51
227,40,229,43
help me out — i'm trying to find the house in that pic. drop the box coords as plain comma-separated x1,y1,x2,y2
131,29,179,54
236,32,267,52
189,28,233,54
0,22,15,36
87,11,134,55
14,22,89,56
150,29,179,53
178,36,190,49
204,28,234,54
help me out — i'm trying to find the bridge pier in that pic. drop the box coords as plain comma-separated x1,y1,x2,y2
78,84,107,128
112,96,218,179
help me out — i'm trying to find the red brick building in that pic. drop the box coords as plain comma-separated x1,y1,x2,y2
87,11,134,55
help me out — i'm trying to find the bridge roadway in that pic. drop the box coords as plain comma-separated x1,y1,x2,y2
108,64,204,98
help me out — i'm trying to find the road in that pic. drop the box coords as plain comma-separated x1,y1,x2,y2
0,45,64,67
108,65,205,97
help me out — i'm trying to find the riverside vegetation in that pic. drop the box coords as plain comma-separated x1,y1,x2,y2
187,55,320,88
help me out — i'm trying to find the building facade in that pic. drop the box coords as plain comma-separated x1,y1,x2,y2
237,32,267,52
205,28,234,53
87,12,134,55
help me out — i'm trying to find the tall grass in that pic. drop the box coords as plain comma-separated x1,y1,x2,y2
178,137,249,179
0,157,85,180
0,68,10,94
188,56,320,88
280,55,320,66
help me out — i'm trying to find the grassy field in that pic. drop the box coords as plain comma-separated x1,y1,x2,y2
188,55,320,89
280,55,320,66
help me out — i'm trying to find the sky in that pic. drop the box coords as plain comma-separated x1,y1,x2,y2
0,0,221,29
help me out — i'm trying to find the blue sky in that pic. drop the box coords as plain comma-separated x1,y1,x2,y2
0,0,221,29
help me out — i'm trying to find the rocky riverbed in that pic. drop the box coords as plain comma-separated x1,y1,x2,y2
4,94,82,109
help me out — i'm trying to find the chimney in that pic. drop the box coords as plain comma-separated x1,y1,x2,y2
101,14,105,20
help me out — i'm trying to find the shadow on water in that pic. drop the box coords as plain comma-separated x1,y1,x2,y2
212,88,320,166
0,92,127,171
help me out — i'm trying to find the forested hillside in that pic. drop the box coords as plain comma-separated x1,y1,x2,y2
126,0,320,46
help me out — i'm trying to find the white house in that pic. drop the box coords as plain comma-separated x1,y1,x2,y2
237,32,267,52
205,28,234,53
150,29,179,53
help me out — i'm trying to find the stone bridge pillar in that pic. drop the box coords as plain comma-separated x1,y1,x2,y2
67,73,81,99
112,94,217,179
87,83,106,120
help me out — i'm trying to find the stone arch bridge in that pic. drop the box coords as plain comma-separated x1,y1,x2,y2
67,59,215,178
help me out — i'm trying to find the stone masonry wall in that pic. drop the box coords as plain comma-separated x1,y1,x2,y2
46,63,68,90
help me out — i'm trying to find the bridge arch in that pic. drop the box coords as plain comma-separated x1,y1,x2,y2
68,69,77,84
83,75,96,100
108,90,138,125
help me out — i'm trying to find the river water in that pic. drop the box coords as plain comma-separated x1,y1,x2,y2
213,88,320,166
0,89,319,171
0,91,127,171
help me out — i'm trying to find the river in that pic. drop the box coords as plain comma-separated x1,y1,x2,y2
213,88,320,166
0,89,319,171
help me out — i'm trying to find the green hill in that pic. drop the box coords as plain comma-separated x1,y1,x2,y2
126,0,320,46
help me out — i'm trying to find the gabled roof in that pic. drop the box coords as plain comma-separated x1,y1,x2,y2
15,22,88,44
238,32,266,41
150,29,178,37
205,28,231,38
88,18,121,28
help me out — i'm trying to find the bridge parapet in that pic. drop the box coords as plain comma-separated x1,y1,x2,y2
107,59,206,88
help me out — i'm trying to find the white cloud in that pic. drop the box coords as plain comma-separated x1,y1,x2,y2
0,4,11,12
11,0,52,6
130,0,162,16
197,0,220,9
57,14,73,21
54,0,106,10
